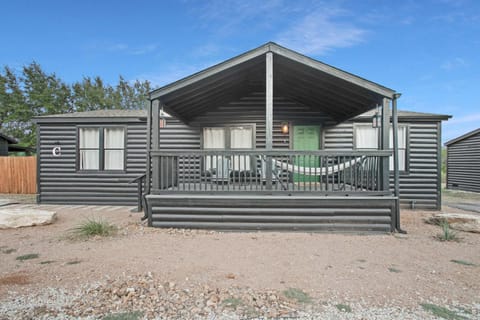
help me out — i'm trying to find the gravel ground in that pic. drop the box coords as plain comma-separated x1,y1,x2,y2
1,273,478,319
0,194,479,319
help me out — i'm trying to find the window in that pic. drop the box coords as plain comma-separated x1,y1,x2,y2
79,127,125,171
354,124,407,171
203,125,254,171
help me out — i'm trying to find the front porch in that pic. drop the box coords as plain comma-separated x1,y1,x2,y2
143,42,402,232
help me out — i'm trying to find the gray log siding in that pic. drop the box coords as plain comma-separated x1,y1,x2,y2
324,121,442,209
446,130,480,193
37,103,443,210
38,122,147,205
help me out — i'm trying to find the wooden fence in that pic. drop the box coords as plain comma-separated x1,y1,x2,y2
0,156,36,194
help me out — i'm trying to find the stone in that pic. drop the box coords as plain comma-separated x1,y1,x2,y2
0,208,56,229
425,213,480,233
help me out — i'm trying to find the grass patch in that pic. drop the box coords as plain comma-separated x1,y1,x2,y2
388,267,402,273
222,297,243,309
335,303,352,313
420,303,467,320
66,260,81,265
102,311,143,320
69,218,117,239
40,260,56,265
283,288,312,304
2,248,16,254
16,253,39,261
451,259,477,267
436,220,460,242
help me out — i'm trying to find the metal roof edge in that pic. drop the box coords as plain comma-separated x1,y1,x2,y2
445,127,480,146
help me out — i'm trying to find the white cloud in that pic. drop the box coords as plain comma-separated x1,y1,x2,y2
441,57,468,70
275,9,366,55
86,42,158,56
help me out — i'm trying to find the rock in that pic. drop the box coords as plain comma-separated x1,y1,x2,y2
0,208,56,229
426,213,480,233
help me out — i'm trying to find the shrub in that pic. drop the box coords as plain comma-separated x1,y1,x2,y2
16,253,39,261
70,218,117,239
436,220,459,242
283,288,312,303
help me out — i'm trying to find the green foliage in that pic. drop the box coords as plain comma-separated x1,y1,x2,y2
441,147,447,183
16,253,39,261
70,218,117,239
283,288,312,304
451,259,477,266
388,267,402,273
436,220,460,242
222,297,243,309
102,311,143,320
420,303,467,320
0,62,151,147
335,303,352,312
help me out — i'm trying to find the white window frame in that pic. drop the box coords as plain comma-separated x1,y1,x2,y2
353,123,408,172
78,126,126,172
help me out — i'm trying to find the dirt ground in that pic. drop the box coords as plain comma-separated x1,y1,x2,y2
1,197,479,313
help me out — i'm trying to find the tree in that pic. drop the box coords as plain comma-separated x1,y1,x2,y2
0,61,152,146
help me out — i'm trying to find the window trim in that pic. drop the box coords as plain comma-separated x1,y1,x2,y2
353,123,409,174
201,124,256,150
76,125,127,173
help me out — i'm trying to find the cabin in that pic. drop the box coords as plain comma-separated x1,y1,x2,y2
445,128,480,193
34,42,450,232
0,132,17,156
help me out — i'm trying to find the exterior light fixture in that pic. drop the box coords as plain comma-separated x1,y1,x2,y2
281,122,289,134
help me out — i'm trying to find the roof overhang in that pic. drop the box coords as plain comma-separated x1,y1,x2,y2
149,42,397,124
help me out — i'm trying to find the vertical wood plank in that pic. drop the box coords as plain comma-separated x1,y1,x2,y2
0,156,36,194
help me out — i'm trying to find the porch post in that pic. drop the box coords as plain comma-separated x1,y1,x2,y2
265,51,273,190
152,99,160,190
381,98,391,192
392,93,404,232
145,99,153,196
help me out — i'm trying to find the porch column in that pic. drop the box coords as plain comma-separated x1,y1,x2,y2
145,99,153,195
392,93,403,232
381,98,391,192
152,99,160,190
265,52,273,190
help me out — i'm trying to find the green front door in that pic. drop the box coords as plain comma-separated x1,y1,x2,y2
293,125,320,182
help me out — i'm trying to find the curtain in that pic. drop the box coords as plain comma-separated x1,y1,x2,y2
389,126,406,171
79,128,99,170
203,128,225,170
355,125,407,171
355,126,378,149
104,128,125,170
230,126,253,170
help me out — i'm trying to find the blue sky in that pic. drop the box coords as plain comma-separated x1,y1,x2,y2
1,0,479,142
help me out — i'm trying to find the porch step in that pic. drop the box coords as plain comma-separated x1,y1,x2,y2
146,194,396,233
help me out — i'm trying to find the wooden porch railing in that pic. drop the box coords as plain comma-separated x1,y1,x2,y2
149,150,392,194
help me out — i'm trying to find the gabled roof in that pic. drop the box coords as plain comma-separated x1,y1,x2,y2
149,42,398,124
0,132,18,144
445,128,480,146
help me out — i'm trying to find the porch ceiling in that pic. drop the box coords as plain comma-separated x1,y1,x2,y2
150,42,396,124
